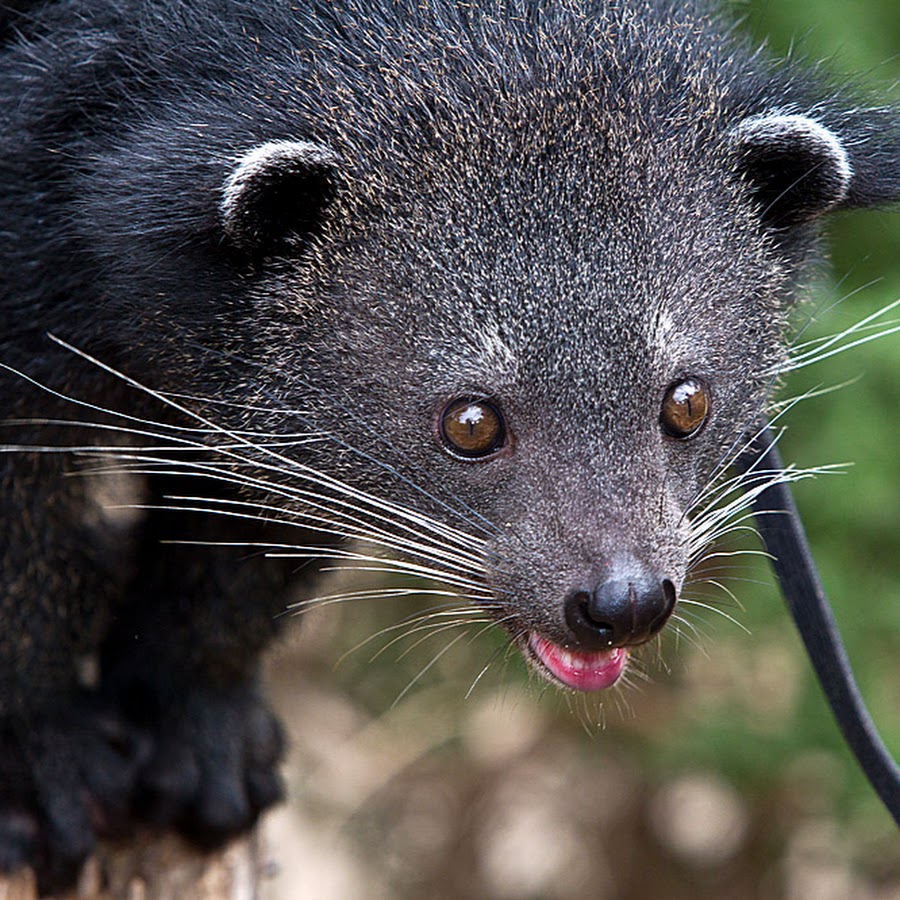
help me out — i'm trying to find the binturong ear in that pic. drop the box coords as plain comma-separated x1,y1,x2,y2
221,140,341,255
731,110,900,227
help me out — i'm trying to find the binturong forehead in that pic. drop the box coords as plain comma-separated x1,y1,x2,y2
365,111,787,421
319,1,791,423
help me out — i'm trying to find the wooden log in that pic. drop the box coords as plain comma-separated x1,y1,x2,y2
0,828,275,900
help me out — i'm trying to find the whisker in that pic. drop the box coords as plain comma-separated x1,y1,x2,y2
391,631,472,708
786,270,876,349
154,492,489,574
46,337,510,544
12,343,503,567
666,621,695,655
767,376,864,410
667,614,711,652
368,607,494,653
393,618,494,662
678,597,750,634
289,590,470,614
463,617,520,700
771,295,900,375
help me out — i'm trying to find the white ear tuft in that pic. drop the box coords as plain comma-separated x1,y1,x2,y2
731,112,852,225
221,140,340,253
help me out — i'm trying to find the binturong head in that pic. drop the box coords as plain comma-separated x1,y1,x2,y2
207,1,900,693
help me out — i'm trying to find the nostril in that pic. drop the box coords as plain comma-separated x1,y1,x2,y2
564,589,615,649
658,579,677,626
580,589,621,632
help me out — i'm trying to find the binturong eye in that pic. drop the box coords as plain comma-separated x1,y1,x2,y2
439,398,507,459
660,377,710,439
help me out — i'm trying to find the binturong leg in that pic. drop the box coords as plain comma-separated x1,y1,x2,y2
736,425,900,824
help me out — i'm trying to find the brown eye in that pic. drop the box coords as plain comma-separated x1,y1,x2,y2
660,378,710,439
439,398,507,459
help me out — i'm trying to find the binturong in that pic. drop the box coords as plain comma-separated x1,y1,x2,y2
0,0,898,891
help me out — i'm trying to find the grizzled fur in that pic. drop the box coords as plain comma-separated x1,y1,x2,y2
1,0,898,890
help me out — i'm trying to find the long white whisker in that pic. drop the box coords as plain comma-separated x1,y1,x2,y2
771,295,900,375
143,500,489,582
678,597,750,634
289,589,470,613
393,618,495,661
160,535,493,595
667,617,709,654
346,613,491,665
788,318,900,354
16,341,504,551
391,631,472,708
153,491,487,574
49,334,512,534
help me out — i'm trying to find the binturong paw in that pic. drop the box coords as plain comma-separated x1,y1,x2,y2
129,681,285,845
0,696,150,894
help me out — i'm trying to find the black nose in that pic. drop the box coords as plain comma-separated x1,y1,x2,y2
564,562,676,651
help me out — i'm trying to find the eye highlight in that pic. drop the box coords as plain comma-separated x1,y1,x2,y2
439,398,507,459
660,378,710,439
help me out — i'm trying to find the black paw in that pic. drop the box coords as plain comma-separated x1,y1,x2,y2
0,697,149,894
131,682,284,844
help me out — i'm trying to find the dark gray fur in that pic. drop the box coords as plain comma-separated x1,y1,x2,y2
0,0,898,890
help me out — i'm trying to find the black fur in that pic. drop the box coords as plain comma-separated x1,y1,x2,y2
1,0,898,890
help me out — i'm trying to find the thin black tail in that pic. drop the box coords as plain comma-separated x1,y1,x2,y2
736,426,899,824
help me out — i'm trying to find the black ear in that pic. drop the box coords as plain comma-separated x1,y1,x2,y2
731,113,852,227
221,140,340,254
732,109,900,227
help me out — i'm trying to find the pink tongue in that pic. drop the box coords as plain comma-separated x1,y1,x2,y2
529,633,627,691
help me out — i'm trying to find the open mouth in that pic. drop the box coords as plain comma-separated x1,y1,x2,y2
527,633,628,692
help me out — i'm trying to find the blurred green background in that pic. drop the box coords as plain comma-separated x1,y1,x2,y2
261,2,900,898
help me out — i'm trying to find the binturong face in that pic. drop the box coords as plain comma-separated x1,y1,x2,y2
213,2,898,696
240,122,795,692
